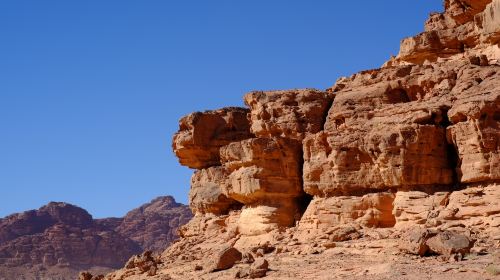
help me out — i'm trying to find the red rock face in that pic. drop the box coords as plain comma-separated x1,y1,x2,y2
0,197,191,279
393,0,500,65
220,137,303,204
108,1,500,279
447,87,500,183
189,167,241,215
172,107,254,169
173,89,333,235
244,89,333,141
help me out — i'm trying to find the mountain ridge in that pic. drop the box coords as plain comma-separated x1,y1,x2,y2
0,196,192,280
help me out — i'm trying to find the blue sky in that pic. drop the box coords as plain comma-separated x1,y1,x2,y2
0,1,443,218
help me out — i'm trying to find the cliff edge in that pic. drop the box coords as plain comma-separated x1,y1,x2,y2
104,1,500,279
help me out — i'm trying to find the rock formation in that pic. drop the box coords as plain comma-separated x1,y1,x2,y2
0,196,191,280
116,196,192,253
105,0,500,279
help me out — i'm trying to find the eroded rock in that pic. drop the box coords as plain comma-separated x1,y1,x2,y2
244,89,333,141
189,167,241,215
426,231,474,257
210,245,242,272
172,107,253,169
400,228,474,258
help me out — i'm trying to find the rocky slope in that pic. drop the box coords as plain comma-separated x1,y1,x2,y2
104,0,500,279
0,196,191,280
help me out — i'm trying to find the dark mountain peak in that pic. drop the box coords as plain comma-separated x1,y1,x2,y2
39,201,93,228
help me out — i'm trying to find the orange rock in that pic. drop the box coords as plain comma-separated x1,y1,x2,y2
297,193,396,235
220,138,302,203
244,89,333,141
172,107,253,169
189,167,241,215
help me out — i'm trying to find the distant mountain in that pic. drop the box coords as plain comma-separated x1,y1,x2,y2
116,196,192,253
0,196,192,280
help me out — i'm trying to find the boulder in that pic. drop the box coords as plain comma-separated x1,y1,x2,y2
399,228,436,256
248,258,269,278
426,231,474,257
400,228,474,257
210,245,243,272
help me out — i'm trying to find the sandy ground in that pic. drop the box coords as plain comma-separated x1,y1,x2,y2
121,238,500,280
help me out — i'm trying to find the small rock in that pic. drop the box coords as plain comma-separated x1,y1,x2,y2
125,251,159,274
235,268,249,279
194,264,203,271
479,55,489,66
328,226,362,242
210,245,242,272
255,249,265,257
241,252,255,264
249,258,269,279
323,242,336,249
399,228,436,256
469,55,481,65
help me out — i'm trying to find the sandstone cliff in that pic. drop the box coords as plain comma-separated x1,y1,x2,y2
106,1,500,279
0,196,191,280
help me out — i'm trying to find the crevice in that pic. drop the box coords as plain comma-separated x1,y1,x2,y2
295,193,313,222
385,88,411,103
446,143,461,190
440,106,462,190
225,200,244,214
321,96,335,131
295,138,313,222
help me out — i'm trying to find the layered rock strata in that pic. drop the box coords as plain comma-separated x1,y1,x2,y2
176,90,333,238
168,0,499,252
106,1,500,279
0,196,191,280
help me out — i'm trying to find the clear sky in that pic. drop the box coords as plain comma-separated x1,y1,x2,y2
0,1,443,218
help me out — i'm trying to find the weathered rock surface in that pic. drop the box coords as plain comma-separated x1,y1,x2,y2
426,231,474,257
400,228,474,258
210,245,242,272
297,193,396,237
244,89,333,141
189,167,240,215
106,0,500,279
392,0,500,65
172,107,253,169
220,138,302,197
447,91,500,183
0,196,191,280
